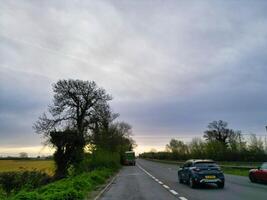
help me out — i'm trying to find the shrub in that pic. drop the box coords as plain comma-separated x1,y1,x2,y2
11,168,116,200
90,149,120,170
0,171,51,196
71,150,120,175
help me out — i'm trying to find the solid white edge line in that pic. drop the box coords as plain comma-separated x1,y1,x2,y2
94,173,118,200
179,197,188,200
169,190,178,195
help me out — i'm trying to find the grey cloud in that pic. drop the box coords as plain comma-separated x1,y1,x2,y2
1,0,267,151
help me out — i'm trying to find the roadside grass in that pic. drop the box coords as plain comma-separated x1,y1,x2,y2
143,158,256,177
0,160,55,175
221,167,249,177
8,168,117,200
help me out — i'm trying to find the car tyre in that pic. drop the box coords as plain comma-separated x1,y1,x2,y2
249,174,256,183
178,175,183,184
217,182,224,189
189,177,196,188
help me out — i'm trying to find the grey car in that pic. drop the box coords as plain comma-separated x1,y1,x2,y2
178,159,225,188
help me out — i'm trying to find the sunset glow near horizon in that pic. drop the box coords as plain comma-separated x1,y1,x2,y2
1,1,267,157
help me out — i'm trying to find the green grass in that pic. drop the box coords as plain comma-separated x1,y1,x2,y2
143,158,257,177
8,168,117,200
221,167,250,177
0,160,55,175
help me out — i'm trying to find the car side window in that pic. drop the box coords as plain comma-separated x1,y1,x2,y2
188,162,192,167
184,162,192,168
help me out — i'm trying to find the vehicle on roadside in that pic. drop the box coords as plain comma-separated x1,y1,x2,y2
178,159,225,189
124,151,136,166
249,162,267,183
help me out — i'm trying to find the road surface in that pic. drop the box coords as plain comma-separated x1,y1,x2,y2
100,159,267,200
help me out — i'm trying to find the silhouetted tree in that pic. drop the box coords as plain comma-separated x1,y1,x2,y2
34,79,112,177
49,129,84,179
19,152,28,158
203,120,239,146
166,139,188,153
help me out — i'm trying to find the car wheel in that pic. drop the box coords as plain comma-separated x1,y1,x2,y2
249,174,256,183
178,175,183,184
189,177,196,188
217,182,224,189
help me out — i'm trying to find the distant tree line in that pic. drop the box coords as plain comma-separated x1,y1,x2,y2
34,79,135,179
140,120,267,162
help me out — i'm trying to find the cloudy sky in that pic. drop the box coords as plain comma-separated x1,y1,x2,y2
1,0,267,155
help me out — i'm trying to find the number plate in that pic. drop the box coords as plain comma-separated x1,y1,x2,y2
205,175,216,179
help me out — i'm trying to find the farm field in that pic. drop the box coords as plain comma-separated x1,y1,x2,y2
0,160,55,175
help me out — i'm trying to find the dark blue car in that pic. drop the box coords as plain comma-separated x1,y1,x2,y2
178,159,225,188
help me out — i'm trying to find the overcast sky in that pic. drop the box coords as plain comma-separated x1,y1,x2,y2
1,0,267,155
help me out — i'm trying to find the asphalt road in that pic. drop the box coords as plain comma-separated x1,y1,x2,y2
100,159,267,200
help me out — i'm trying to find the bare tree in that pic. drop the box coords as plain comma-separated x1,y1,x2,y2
19,152,28,158
33,79,112,178
204,120,239,146
34,79,112,137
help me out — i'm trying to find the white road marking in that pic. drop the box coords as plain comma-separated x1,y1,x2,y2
170,190,178,195
137,164,188,200
94,173,118,200
163,185,170,189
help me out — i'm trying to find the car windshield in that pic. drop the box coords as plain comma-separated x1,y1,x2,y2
261,163,267,169
195,162,218,168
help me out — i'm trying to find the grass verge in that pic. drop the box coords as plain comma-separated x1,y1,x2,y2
143,158,254,177
221,167,249,177
5,168,117,200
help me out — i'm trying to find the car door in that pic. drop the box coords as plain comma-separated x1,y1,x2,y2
260,163,267,182
184,161,192,181
179,163,186,180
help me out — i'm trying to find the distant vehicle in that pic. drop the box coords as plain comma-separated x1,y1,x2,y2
249,162,267,183
124,151,136,166
178,159,225,188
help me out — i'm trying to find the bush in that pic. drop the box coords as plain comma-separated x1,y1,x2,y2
0,171,51,196
72,150,120,175
90,149,120,170
11,168,116,200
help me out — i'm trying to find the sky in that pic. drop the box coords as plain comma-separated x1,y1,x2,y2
1,0,267,156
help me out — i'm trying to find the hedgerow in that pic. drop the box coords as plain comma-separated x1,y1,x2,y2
10,168,116,200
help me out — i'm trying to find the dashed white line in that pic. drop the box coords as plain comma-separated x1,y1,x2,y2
163,184,170,189
137,164,187,200
170,190,178,195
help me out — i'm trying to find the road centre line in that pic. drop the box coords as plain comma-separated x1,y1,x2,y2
163,185,170,189
137,164,187,199
170,190,179,195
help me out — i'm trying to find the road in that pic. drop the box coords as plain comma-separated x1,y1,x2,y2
100,159,267,200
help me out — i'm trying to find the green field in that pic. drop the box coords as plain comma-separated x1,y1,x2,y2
0,160,55,175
